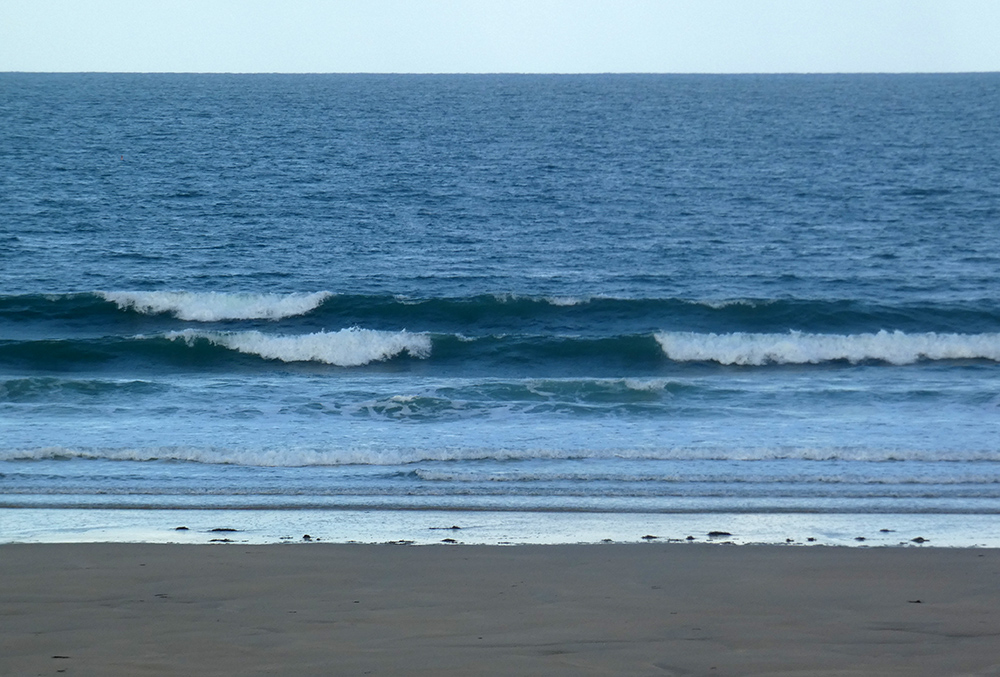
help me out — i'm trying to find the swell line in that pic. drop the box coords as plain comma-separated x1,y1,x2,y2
3,329,999,371
4,292,1000,336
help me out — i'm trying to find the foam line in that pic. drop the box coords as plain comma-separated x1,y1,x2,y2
165,328,430,366
101,291,332,321
4,445,1000,465
654,330,1000,365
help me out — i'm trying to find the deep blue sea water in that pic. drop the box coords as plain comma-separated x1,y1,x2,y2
2,73,999,544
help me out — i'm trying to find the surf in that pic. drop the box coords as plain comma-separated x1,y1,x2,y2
100,291,333,321
654,330,1000,365
165,328,431,366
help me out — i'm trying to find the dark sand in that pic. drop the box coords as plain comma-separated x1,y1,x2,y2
2,543,998,676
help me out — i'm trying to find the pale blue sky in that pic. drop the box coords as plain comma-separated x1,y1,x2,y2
1,0,998,73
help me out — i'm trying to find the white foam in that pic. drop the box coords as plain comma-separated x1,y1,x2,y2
544,296,589,306
654,330,1000,365
4,445,1000,466
491,293,591,307
697,298,769,310
621,378,671,392
101,291,332,321
166,328,431,366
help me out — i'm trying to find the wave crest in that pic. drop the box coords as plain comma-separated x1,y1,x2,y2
101,291,332,321
654,330,1000,365
166,328,431,366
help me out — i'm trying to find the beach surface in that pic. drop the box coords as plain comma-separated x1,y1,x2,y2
2,543,999,676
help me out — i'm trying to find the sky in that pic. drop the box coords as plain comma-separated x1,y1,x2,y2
1,0,998,74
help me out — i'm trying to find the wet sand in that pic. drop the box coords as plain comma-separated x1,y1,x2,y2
2,543,998,676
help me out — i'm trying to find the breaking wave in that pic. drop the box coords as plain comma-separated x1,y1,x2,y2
101,291,332,321
165,328,431,366
654,330,1000,365
5,292,1000,337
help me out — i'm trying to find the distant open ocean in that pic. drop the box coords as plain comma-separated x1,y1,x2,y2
2,73,999,545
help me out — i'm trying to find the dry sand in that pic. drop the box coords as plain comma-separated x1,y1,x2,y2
2,543,998,676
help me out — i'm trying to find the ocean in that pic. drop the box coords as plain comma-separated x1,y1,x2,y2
2,73,999,545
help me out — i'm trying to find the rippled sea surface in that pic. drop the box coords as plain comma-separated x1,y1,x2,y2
2,74,999,543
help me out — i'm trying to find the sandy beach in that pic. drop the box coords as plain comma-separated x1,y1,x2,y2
2,543,998,676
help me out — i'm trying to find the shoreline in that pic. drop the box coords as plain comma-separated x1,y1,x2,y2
3,507,997,548
3,542,999,676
